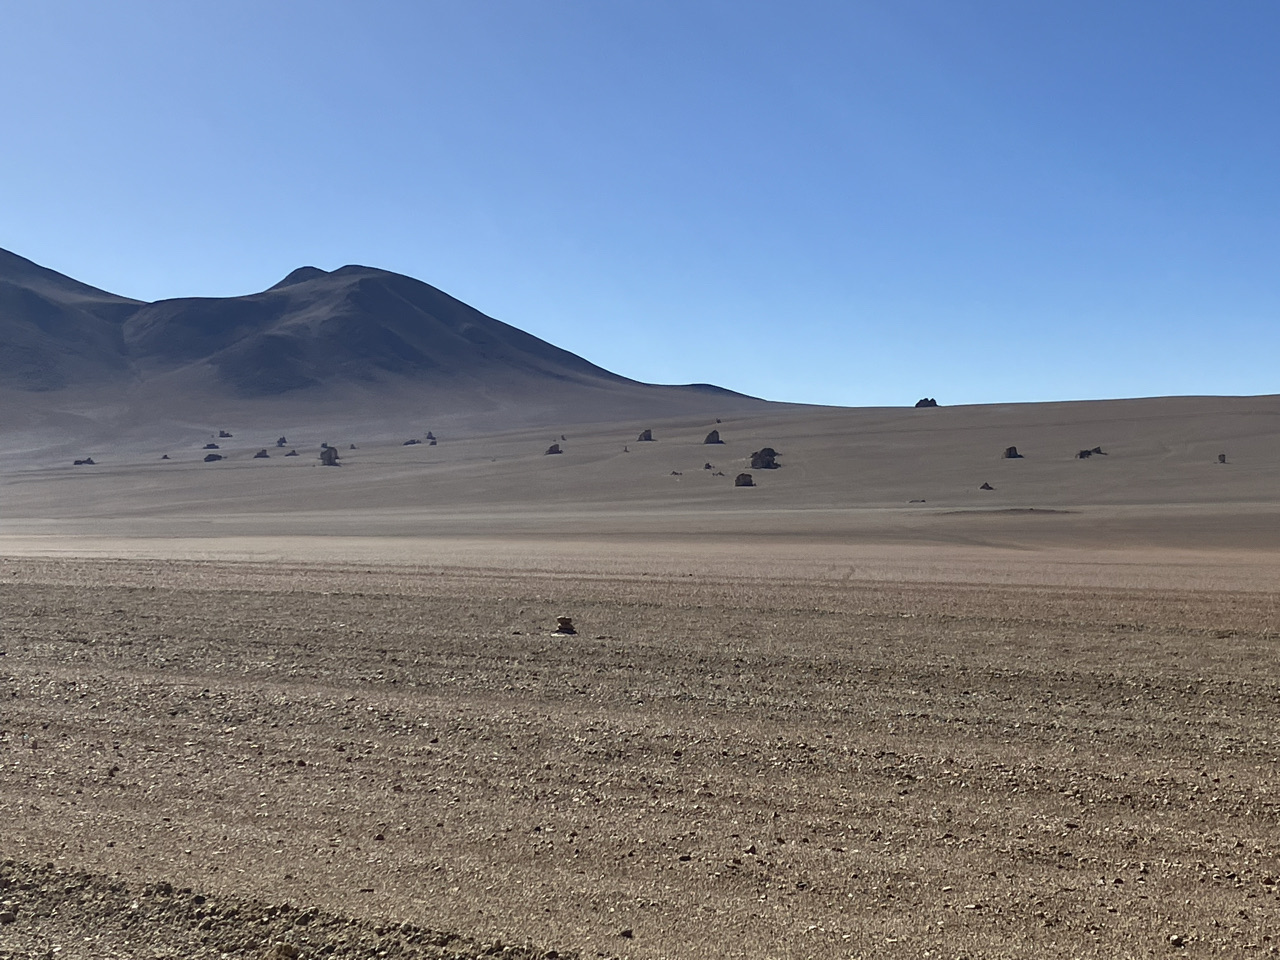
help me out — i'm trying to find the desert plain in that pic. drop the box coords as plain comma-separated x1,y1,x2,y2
2,396,1280,959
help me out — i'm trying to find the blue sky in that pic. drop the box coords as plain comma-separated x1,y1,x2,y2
2,1,1276,406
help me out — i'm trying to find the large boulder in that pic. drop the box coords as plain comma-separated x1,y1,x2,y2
704,429,723,444
319,447,340,466
1003,446,1023,459
253,449,270,459
914,398,938,408
735,473,754,487
545,443,563,455
750,447,779,469
637,429,654,442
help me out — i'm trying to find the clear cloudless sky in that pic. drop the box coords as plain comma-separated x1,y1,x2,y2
1,0,1277,406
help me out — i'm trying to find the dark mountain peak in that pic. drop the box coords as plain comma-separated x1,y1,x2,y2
268,266,331,290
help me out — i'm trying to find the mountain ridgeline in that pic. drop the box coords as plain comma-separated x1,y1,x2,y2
0,248,745,404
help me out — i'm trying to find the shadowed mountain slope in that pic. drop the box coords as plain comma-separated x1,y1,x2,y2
0,248,759,407
0,248,142,391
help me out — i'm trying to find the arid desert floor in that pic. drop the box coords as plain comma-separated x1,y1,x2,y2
2,398,1280,958
1,540,1278,960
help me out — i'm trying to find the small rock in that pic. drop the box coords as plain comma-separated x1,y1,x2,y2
1003,446,1023,459
704,429,723,444
0,909,16,923
735,473,754,487
638,428,654,441
553,617,576,635
979,482,993,490
545,443,563,455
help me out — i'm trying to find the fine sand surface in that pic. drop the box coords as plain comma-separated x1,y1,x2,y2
2,395,1279,958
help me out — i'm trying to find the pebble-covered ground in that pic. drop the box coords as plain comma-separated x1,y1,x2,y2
1,554,1279,959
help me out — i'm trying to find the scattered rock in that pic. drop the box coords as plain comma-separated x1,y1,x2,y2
909,499,926,503
0,909,16,924
704,463,713,470
980,482,994,490
704,429,723,444
712,471,724,476
619,929,634,940
1090,446,1106,455
553,617,576,635
203,443,220,450
545,443,563,455
560,435,566,441
349,444,357,450
218,430,232,438
320,447,341,467
160,454,170,460
623,445,629,453
1169,934,1186,948
750,447,779,469
73,458,96,466
276,436,287,447
670,471,682,476
1003,446,1023,459
284,450,299,457
914,398,938,407
735,473,754,487
638,429,654,442
1218,453,1227,464
204,453,224,463
253,449,270,459
403,439,421,446
1077,449,1093,459
429,439,437,445
426,431,436,441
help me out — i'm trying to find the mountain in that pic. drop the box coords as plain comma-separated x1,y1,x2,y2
0,248,142,390
0,248,755,405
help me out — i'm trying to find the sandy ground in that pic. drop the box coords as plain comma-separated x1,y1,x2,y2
2,396,1279,958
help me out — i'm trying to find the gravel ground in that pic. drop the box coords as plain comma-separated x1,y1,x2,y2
1,554,1279,959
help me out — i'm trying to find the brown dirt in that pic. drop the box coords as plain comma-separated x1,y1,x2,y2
2,553,1279,959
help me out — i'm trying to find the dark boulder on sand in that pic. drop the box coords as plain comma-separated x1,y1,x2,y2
1003,446,1022,459
735,473,754,487
253,449,269,458
638,429,654,442
914,398,938,407
203,453,223,463
750,447,779,469
545,443,562,455
704,429,723,444
319,447,340,466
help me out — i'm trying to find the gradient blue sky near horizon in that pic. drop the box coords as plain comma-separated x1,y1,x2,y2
2,1,1276,407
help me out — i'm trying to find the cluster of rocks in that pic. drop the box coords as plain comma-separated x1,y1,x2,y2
545,424,781,488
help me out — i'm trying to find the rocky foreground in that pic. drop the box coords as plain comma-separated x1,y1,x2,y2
0,859,567,960
2,551,1279,958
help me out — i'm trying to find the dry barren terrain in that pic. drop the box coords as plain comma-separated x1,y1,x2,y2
2,546,1278,959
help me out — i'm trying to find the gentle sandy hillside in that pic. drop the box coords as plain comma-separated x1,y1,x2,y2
4,393,1279,551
